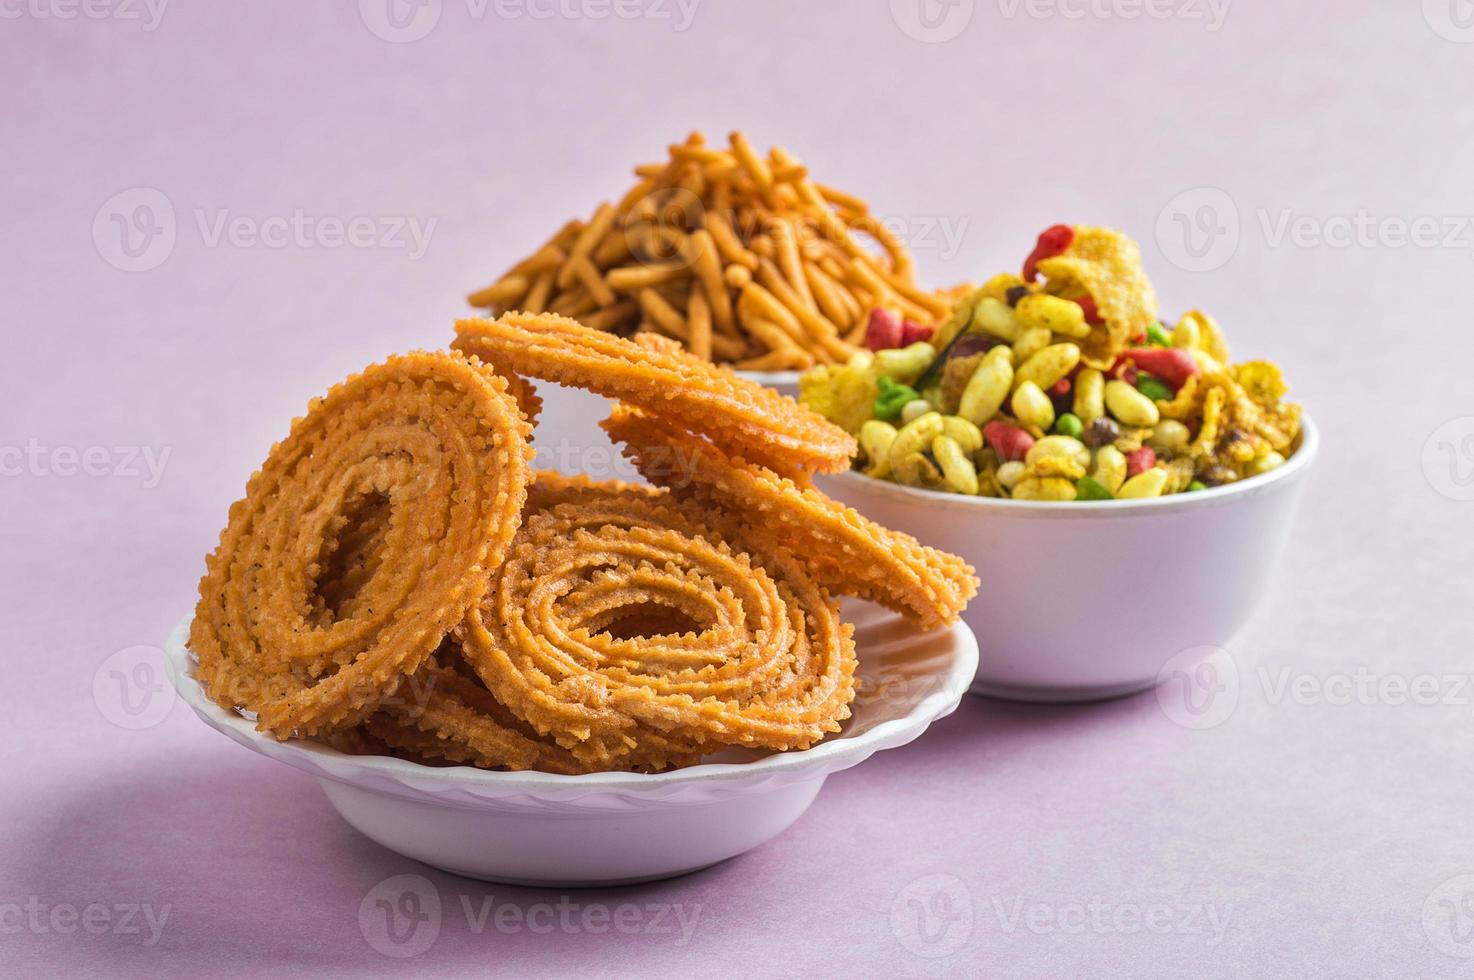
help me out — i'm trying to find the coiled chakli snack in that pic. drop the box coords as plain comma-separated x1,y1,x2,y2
453,312,856,479
601,404,978,632
457,476,857,771
190,313,974,772
190,351,533,738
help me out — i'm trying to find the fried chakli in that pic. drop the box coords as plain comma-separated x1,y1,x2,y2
453,311,856,479
457,476,858,770
369,657,591,774
190,351,534,739
602,404,979,632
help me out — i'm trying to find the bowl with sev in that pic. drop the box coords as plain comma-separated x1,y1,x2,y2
464,130,952,382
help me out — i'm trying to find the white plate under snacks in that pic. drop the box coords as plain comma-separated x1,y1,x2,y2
817,416,1318,703
166,601,976,887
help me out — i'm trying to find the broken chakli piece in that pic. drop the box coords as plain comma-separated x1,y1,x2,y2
189,313,978,773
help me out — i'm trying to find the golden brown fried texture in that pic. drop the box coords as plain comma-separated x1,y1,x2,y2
1037,226,1158,368
190,351,534,739
453,311,856,478
457,476,858,771
602,404,978,632
465,131,952,368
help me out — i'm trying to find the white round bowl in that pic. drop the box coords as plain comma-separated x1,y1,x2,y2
165,601,976,886
816,417,1318,703
528,371,801,481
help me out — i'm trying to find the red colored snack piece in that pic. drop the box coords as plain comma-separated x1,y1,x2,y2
1074,295,1102,325
865,308,904,351
983,421,1035,462
900,319,934,346
1127,347,1199,391
1022,224,1074,282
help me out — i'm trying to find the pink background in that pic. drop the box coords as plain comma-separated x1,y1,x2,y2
6,1,1474,976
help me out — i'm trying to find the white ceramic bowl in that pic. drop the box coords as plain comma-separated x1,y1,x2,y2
165,601,976,886
817,417,1319,703
735,369,801,399
527,371,801,481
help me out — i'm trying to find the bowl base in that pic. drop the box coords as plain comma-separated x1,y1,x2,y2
969,676,1160,704
427,861,728,889
321,775,826,886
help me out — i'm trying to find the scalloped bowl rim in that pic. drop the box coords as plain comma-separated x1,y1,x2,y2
822,414,1318,519
164,611,977,798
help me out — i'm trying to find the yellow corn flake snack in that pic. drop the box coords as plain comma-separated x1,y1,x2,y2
1163,456,1197,495
1179,310,1230,365
1111,426,1155,454
1029,454,1087,482
1156,375,1200,421
1187,369,1301,470
1037,227,1158,368
1233,360,1289,406
799,360,878,435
